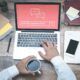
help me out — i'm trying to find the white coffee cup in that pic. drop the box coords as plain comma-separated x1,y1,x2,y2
26,58,41,74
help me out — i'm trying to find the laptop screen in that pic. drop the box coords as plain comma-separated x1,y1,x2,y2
15,3,60,30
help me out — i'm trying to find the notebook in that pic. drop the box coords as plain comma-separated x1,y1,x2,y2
63,0,80,26
64,31,80,64
0,14,13,40
13,2,61,60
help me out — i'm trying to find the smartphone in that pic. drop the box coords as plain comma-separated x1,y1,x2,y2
66,39,79,56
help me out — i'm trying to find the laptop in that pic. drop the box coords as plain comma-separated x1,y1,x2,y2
13,2,61,60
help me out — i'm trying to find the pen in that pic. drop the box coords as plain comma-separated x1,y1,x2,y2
7,37,12,53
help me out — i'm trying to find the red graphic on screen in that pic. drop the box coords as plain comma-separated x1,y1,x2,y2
16,4,59,29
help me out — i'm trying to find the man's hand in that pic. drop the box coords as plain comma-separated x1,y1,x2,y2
39,41,59,61
16,56,35,75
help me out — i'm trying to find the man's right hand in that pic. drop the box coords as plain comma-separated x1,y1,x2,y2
39,41,59,61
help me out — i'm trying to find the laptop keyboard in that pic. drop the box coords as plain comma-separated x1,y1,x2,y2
17,32,57,47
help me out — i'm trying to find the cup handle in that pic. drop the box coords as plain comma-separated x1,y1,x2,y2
37,70,41,74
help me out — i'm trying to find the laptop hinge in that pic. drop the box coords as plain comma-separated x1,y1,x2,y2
21,30,54,32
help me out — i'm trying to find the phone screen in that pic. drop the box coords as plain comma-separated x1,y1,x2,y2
66,39,79,55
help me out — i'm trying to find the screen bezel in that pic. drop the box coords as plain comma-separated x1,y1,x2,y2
14,2,61,31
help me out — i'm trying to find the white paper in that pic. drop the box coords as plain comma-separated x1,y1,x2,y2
67,14,79,21
66,7,80,21
64,31,80,64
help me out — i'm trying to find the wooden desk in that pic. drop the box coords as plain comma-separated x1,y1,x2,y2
0,0,80,80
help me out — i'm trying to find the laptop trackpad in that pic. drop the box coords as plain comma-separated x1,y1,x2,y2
13,47,45,60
